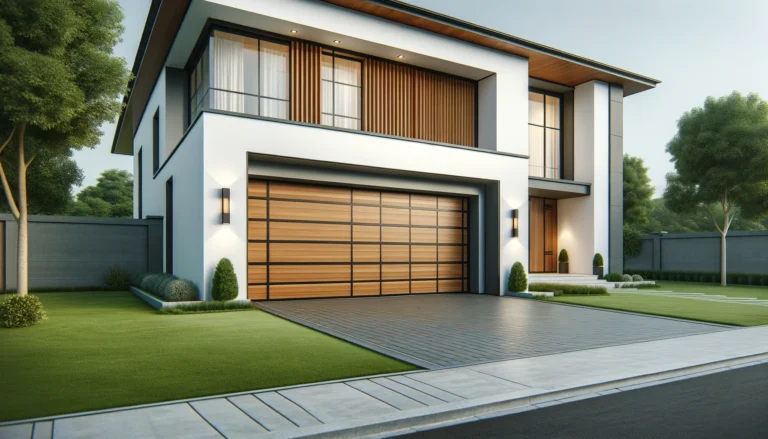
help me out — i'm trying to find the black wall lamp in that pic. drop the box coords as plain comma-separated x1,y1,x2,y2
221,188,230,224
512,209,519,237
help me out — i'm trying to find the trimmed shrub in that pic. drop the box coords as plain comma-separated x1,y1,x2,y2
165,279,199,302
558,249,569,263
762,275,768,286
157,275,177,297
508,262,528,293
593,253,604,267
104,266,133,291
617,283,660,289
632,274,643,282
0,295,47,328
528,283,607,296
158,301,253,314
212,258,238,300
621,274,633,282
624,225,642,258
604,272,623,282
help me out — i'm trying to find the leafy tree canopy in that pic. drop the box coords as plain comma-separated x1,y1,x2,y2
68,169,132,218
640,198,768,234
623,154,654,227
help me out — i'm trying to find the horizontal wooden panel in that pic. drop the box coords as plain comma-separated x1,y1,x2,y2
463,278,468,291
248,243,266,263
353,190,380,205
248,221,267,241
410,194,437,209
270,222,350,241
271,200,350,223
248,265,267,284
269,181,351,203
411,209,436,227
248,181,267,197
437,196,463,211
248,199,267,219
382,226,409,243
270,283,351,299
270,265,351,283
437,228,462,245
270,243,350,263
411,280,437,294
438,245,463,262
382,281,409,295
411,264,436,279
382,264,409,280
248,285,267,300
411,228,437,244
353,265,380,281
353,205,380,224
382,245,409,262
353,244,380,262
353,282,380,296
353,225,380,242
438,263,462,279
382,208,409,225
411,245,437,262
381,192,409,207
438,279,463,293
438,210,463,227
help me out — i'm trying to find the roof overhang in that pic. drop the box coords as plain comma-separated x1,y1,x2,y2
528,177,590,199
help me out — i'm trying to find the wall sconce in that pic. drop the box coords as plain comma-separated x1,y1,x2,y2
512,209,519,237
221,188,230,224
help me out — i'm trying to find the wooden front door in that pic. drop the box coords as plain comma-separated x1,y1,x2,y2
529,197,558,273
247,179,469,300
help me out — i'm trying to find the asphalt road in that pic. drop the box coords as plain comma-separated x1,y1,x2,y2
401,362,768,439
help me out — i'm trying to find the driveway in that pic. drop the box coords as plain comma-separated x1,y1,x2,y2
257,294,728,369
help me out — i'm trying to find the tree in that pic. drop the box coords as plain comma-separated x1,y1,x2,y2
0,0,130,295
623,154,654,227
68,169,132,218
0,148,82,215
664,92,768,285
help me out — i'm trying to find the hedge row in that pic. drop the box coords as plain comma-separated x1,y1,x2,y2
630,270,768,286
136,273,199,302
528,283,608,296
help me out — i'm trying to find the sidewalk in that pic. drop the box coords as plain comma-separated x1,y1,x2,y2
2,326,768,439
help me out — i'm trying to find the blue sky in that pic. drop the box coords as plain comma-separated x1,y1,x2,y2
79,0,768,197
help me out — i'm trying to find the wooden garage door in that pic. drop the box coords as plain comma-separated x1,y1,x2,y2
247,180,469,300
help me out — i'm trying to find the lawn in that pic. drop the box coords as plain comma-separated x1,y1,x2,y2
547,294,768,327
655,281,768,300
0,292,417,422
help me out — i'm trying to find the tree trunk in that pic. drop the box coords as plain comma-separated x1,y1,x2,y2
16,126,28,296
720,232,727,286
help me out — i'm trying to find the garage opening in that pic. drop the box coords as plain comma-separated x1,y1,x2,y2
247,179,469,300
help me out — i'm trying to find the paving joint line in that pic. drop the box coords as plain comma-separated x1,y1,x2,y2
274,391,326,425
253,395,302,428
341,382,405,411
186,402,226,439
225,397,269,432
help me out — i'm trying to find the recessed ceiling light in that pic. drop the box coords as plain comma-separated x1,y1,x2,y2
397,55,405,59
290,29,298,34
333,39,341,44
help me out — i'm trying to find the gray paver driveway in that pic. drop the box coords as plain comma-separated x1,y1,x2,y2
257,294,728,369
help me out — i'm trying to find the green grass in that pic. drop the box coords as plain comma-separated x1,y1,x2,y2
547,294,768,327
0,292,417,422
655,281,768,300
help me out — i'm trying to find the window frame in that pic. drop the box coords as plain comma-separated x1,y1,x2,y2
528,87,564,180
321,51,364,130
152,110,160,174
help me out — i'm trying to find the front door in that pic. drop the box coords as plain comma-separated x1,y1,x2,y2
529,197,558,273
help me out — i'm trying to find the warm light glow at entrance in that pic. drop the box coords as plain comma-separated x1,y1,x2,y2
512,209,519,237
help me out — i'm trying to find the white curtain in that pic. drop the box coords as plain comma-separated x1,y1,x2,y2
260,41,288,119
212,31,245,113
529,125,544,177
545,128,560,179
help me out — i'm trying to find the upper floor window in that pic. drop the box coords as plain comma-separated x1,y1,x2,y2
188,30,289,122
321,53,362,130
528,90,561,179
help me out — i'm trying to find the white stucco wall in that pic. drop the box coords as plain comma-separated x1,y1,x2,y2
559,81,610,274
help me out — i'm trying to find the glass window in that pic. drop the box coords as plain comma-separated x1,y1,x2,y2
188,30,289,122
528,91,561,178
321,53,362,130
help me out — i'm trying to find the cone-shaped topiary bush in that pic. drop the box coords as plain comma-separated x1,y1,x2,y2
0,295,47,328
165,279,199,302
212,258,238,300
593,253,604,267
508,262,528,293
558,249,569,263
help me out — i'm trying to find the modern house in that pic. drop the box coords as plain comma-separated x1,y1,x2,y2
112,0,659,300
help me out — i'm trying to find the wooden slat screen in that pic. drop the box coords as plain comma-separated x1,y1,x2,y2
290,41,322,124
363,59,413,138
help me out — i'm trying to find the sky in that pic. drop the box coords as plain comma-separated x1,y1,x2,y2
81,0,768,197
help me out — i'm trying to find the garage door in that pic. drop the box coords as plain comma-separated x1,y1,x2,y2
247,180,469,300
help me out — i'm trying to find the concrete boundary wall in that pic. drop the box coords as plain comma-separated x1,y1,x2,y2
1,214,163,290
625,231,768,274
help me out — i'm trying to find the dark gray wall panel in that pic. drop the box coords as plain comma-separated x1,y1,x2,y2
609,84,624,274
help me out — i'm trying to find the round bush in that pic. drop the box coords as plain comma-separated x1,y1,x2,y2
622,274,633,282
0,295,47,328
165,279,199,302
604,272,623,282
156,274,178,298
592,253,604,267
140,273,156,291
632,274,643,282
508,262,528,293
212,258,238,300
